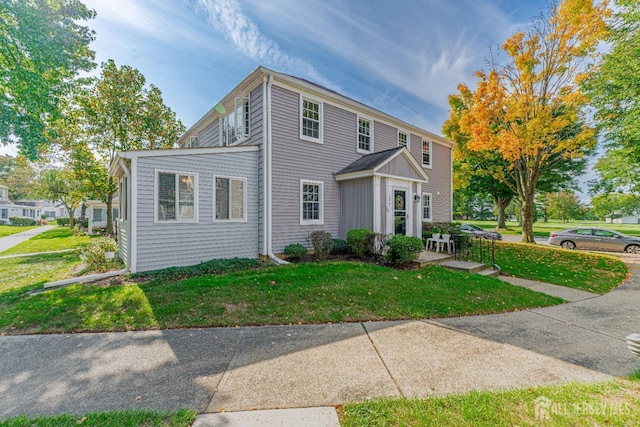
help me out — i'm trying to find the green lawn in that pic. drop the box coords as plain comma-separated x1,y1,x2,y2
0,225,37,238
0,409,196,427
467,219,640,238
340,376,640,426
0,226,91,255
0,261,563,334
495,242,628,294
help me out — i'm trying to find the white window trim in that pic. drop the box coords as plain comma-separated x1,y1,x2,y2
422,192,433,222
300,179,324,225
188,135,199,148
356,114,374,154
213,175,248,223
219,96,250,147
397,128,410,150
422,138,432,169
154,169,199,224
299,94,323,144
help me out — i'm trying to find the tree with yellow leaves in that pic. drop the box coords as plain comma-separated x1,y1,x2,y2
449,0,609,242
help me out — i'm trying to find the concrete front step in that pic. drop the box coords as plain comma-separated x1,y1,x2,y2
439,260,500,277
414,250,453,267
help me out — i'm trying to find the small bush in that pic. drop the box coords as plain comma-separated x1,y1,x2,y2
385,235,424,264
132,258,259,281
310,230,333,260
284,243,307,260
9,216,36,226
56,217,71,226
346,228,376,259
331,238,348,255
92,226,107,235
80,237,120,272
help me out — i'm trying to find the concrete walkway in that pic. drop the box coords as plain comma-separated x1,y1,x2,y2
1,256,639,424
0,225,55,253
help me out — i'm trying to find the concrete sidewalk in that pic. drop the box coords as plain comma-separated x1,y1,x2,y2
0,225,55,253
1,256,639,424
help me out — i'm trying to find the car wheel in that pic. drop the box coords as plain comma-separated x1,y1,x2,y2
561,240,576,250
625,244,640,254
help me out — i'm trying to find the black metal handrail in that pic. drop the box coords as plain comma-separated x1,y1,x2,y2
452,234,497,268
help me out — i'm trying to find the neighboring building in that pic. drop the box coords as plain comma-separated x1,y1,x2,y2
0,185,43,224
77,199,120,234
607,216,640,224
111,66,454,273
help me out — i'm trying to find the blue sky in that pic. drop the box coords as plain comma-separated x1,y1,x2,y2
3,0,551,154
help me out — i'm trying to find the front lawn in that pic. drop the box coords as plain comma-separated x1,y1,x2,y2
495,242,628,294
0,225,37,238
0,226,91,255
340,376,640,426
0,409,196,427
0,262,562,334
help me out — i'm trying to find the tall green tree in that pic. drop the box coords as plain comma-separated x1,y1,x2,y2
0,0,96,160
591,193,640,221
546,192,584,223
584,0,640,193
0,157,38,200
37,168,83,228
70,60,185,235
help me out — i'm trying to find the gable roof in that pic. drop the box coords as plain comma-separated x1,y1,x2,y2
335,147,429,183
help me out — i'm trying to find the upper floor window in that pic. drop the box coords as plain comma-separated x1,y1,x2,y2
222,97,250,146
300,96,322,142
357,116,372,153
156,170,198,222
214,176,246,221
422,193,432,221
188,136,199,148
398,130,409,149
422,139,432,168
300,180,323,224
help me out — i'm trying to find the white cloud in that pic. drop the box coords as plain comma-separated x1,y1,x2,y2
194,0,337,90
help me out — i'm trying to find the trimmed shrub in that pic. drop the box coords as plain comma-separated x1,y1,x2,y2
331,238,348,255
385,235,424,264
310,230,333,260
80,237,120,272
9,216,37,226
131,258,259,281
284,243,307,260
346,228,376,259
56,217,71,226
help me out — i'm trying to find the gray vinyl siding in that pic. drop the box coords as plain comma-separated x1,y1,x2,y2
373,122,397,151
117,220,128,264
199,119,219,147
133,150,258,272
270,86,357,250
378,156,423,180
246,86,265,254
339,178,373,236
422,142,451,222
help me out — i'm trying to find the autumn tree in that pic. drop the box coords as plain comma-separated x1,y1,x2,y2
584,0,640,194
0,0,96,160
450,0,608,243
68,60,185,235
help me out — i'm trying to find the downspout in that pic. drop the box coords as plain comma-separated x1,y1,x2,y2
41,160,131,291
265,74,289,265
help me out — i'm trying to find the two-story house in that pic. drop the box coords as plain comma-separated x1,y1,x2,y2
110,66,454,273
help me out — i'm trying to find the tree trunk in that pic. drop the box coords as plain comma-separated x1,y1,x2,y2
520,193,536,243
66,206,75,229
494,196,513,229
106,190,115,236
79,203,87,230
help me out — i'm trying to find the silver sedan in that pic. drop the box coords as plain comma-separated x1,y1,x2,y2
548,228,640,253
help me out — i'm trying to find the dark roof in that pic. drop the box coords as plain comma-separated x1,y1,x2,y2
336,147,403,175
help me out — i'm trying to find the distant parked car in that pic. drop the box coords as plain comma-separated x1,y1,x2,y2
548,228,640,253
459,223,502,240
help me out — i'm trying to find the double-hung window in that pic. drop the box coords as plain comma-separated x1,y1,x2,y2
422,139,432,168
300,180,323,224
222,97,250,146
214,176,246,221
398,130,409,149
156,171,198,222
300,96,322,142
93,208,105,222
357,116,372,153
422,193,432,221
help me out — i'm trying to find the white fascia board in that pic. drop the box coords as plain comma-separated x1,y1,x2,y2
333,170,375,182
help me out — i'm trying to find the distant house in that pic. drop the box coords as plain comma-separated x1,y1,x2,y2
0,185,43,224
606,215,640,224
76,199,119,234
110,66,454,273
